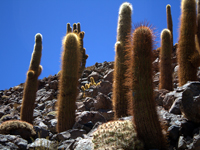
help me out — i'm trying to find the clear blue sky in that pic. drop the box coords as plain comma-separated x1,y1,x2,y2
0,0,182,90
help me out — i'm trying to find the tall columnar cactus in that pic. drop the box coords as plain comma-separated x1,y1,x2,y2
197,0,200,53
66,23,88,77
166,4,173,48
177,0,200,86
20,33,43,124
112,2,132,119
159,29,173,91
57,30,81,133
128,26,167,149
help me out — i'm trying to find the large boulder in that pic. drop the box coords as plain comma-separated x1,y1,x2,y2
180,82,200,123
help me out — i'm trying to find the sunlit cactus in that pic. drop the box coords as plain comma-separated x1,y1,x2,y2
57,31,81,133
20,33,43,124
159,29,173,91
177,0,200,86
166,4,173,47
112,2,132,119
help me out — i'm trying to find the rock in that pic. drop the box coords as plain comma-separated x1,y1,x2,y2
57,139,75,150
153,72,160,88
152,58,159,73
98,110,114,121
47,111,57,119
0,134,28,150
163,91,176,110
83,121,94,130
34,126,49,139
154,89,170,106
33,109,42,118
0,144,10,150
94,92,112,110
0,114,13,122
180,82,200,123
38,122,48,130
168,125,180,141
103,69,113,83
193,134,200,150
76,111,106,125
169,97,182,115
97,81,112,95
27,138,55,150
74,138,93,150
88,71,100,82
49,80,58,90
157,106,183,127
47,119,57,134
77,104,86,112
52,131,71,142
4,142,18,149
178,136,187,150
180,120,196,137
14,137,28,150
44,99,57,113
33,117,44,126
40,89,55,102
83,97,95,111
0,111,5,118
36,103,45,110
68,129,87,139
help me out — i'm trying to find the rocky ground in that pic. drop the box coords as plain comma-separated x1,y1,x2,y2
1,45,200,149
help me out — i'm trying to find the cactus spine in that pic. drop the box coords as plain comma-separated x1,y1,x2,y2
20,33,43,124
129,26,167,149
57,25,81,133
159,29,173,91
177,0,199,86
166,4,173,48
112,2,132,119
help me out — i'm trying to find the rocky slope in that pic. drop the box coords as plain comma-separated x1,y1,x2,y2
1,46,200,149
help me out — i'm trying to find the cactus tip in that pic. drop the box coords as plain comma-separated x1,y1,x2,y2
35,33,42,42
119,2,133,15
166,4,171,9
161,28,171,38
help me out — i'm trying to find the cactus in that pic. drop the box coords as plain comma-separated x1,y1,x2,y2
0,120,36,140
166,4,173,49
65,23,88,77
72,23,88,77
20,33,43,124
159,29,173,91
57,30,81,132
96,81,102,87
85,83,90,89
112,2,132,119
127,26,167,149
197,0,200,52
81,85,86,98
90,77,97,86
177,0,200,86
92,120,143,150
